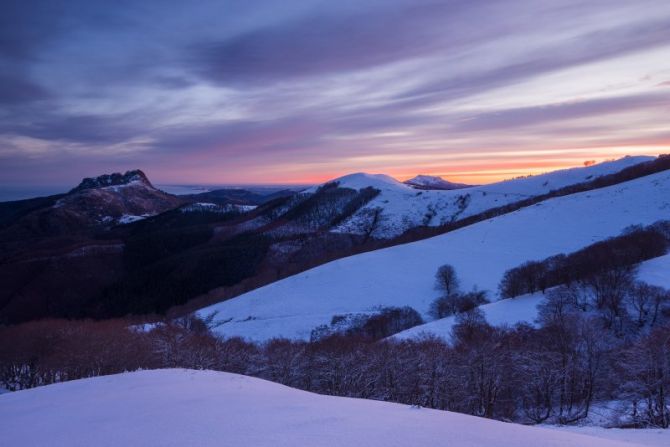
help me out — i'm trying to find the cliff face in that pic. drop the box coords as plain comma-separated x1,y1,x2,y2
2,170,183,239
69,170,154,193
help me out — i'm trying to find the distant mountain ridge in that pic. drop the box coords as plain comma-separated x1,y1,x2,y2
197,157,670,342
404,174,471,190
322,156,657,239
0,155,666,325
70,169,153,193
0,169,182,237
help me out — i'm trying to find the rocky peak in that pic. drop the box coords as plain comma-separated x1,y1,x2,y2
70,170,153,193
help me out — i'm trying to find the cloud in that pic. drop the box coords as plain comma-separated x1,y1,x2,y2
189,1,500,85
1,0,670,187
449,92,670,133
398,15,670,102
0,73,51,105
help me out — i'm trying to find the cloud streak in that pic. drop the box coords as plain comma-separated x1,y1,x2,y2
1,0,669,188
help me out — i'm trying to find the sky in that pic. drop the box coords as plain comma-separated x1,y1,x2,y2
1,0,670,191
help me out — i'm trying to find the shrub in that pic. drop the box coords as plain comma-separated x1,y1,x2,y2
429,290,489,319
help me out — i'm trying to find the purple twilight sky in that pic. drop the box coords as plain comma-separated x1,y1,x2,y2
1,0,670,190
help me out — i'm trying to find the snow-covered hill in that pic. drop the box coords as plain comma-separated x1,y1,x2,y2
393,254,670,342
405,174,471,190
198,168,670,342
0,369,659,447
328,156,653,238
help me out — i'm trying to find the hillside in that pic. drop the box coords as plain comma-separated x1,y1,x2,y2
329,156,654,238
198,168,670,342
0,170,183,239
0,157,663,324
393,253,670,341
0,369,658,447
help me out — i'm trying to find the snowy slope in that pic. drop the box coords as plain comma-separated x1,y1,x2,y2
393,254,670,341
198,168,670,342
394,254,670,342
550,426,669,447
394,291,545,342
637,253,670,289
329,156,653,238
0,369,657,447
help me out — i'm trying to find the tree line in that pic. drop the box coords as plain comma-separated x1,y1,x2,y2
2,301,668,427
499,222,669,299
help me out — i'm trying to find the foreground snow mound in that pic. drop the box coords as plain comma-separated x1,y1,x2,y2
0,369,651,447
198,168,670,341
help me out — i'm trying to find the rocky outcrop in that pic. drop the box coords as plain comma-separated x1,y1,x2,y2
69,169,153,193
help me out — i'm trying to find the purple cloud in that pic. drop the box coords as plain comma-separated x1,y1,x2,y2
1,0,670,190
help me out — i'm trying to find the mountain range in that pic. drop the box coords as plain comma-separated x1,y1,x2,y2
1,156,668,325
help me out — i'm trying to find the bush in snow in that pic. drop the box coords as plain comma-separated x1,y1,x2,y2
311,307,423,341
429,290,489,319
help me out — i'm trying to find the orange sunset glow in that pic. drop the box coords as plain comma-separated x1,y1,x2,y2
1,0,669,194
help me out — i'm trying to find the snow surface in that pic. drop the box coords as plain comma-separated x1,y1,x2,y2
180,202,257,213
328,156,654,238
0,369,660,447
551,427,670,447
393,291,544,342
637,253,670,289
117,214,149,224
393,254,670,341
198,167,670,342
327,172,409,191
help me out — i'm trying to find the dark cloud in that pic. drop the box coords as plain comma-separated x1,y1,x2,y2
0,73,51,104
189,1,497,85
2,113,142,144
0,0,62,61
450,92,670,133
1,0,669,187
152,117,327,159
399,16,670,102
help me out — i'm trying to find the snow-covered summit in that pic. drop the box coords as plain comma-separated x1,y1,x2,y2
405,175,471,190
309,172,410,193
323,156,656,238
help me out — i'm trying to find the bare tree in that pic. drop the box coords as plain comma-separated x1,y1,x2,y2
359,207,384,242
435,264,460,296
